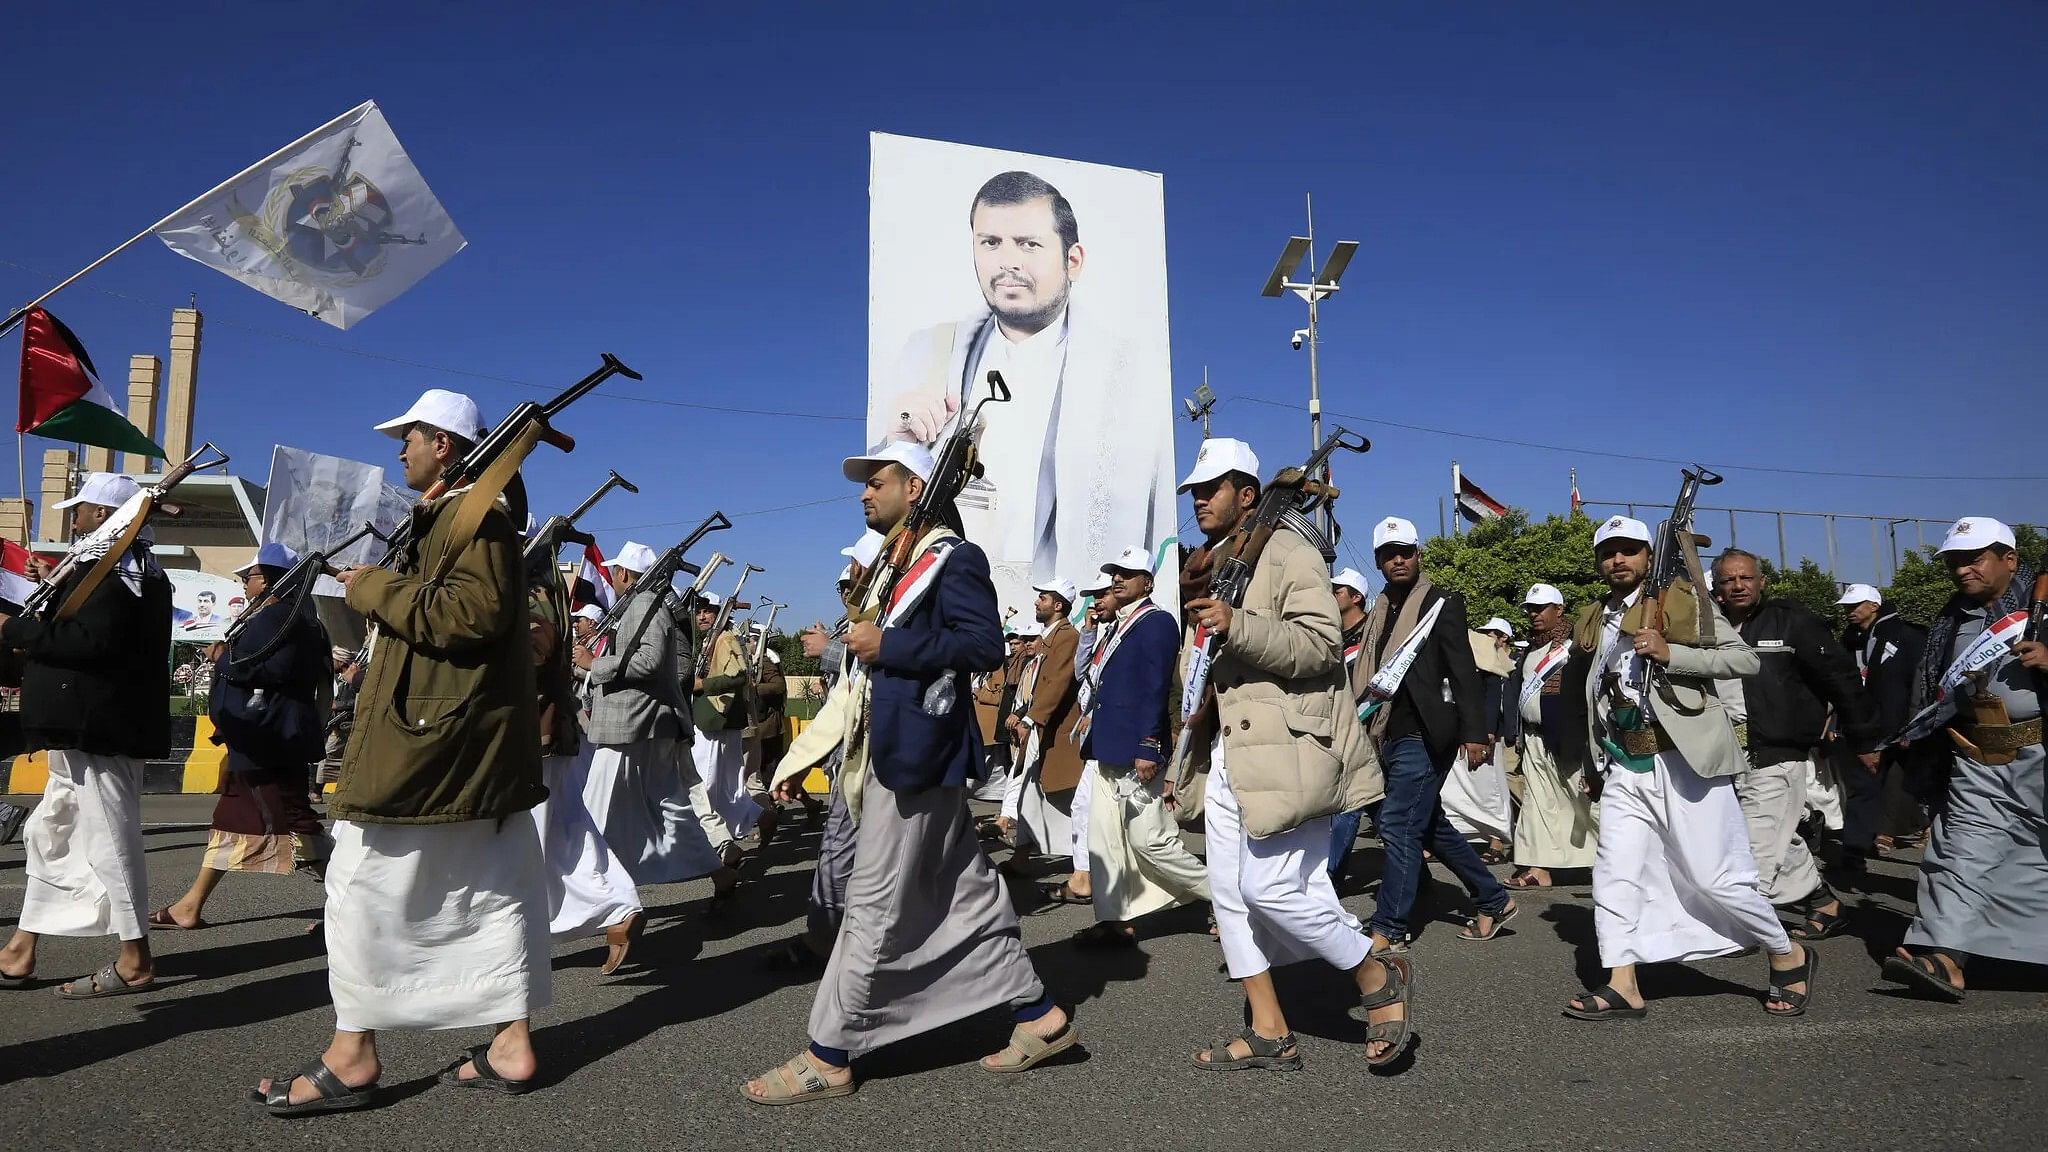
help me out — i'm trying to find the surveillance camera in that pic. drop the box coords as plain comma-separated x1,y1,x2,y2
1291,329,1309,350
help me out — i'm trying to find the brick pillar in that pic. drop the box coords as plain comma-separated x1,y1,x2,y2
38,449,74,542
126,354,161,475
162,308,202,462
0,498,32,546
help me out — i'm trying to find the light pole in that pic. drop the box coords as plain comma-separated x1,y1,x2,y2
1262,194,1357,536
1182,369,1217,437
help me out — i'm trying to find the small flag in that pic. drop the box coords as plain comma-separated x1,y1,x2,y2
1455,469,1508,525
153,101,465,330
17,308,166,458
573,544,614,614
0,540,39,608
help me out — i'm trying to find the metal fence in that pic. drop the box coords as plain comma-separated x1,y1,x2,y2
1578,501,2044,586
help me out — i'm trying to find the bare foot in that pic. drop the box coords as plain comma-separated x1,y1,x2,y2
0,939,35,980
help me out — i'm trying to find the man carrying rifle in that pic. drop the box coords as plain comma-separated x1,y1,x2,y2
252,389,551,1114
744,440,1072,1105
579,542,727,890
1564,516,1815,1022
1176,438,1409,1071
693,592,777,847
0,473,171,999
1881,518,2048,1002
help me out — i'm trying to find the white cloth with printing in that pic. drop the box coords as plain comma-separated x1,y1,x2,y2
1440,744,1513,843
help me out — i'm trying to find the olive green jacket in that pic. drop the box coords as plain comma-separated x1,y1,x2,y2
331,490,546,824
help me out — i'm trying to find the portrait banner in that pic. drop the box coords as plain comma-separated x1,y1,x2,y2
868,132,1179,620
260,445,413,595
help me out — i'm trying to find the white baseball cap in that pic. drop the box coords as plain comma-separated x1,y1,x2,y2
612,541,658,574
1594,516,1653,548
1372,517,1420,551
1100,545,1155,576
573,603,604,623
1033,578,1079,606
841,529,885,568
1014,619,1044,637
54,472,141,510
233,541,299,576
765,649,782,665
836,564,854,585
374,388,486,441
1081,574,1113,596
699,591,723,609
1835,583,1881,606
1479,617,1515,638
1331,567,1371,599
1179,438,1261,493
842,440,935,483
1938,517,2016,556
1523,583,1565,608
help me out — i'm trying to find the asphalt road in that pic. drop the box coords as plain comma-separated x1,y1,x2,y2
3,793,2044,1151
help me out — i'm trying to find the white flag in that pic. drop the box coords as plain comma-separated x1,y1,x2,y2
260,444,414,594
154,102,464,329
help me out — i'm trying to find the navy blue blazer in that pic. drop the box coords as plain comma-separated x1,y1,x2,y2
1080,602,1179,766
868,539,1006,793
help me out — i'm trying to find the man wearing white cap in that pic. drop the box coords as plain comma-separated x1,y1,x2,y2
248,390,552,1112
1323,566,1375,884
1882,518,2048,1002
1076,546,1209,945
1831,583,1930,875
1041,576,1118,906
745,437,1071,1104
1505,583,1597,889
1709,547,1878,939
1564,516,1813,1021
0,473,172,1000
575,542,727,900
693,590,776,848
1176,440,1407,1070
1004,578,1087,864
1356,514,1517,950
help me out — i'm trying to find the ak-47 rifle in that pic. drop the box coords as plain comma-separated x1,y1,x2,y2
843,371,1013,623
221,520,389,655
23,443,230,621
698,564,763,679
1164,428,1370,780
751,598,784,673
524,470,638,579
1626,465,1723,703
588,511,732,651
367,353,640,570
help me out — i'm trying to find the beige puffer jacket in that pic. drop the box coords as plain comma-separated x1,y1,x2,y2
1191,529,1382,838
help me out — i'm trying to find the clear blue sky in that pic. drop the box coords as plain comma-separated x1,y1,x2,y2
5,1,2043,626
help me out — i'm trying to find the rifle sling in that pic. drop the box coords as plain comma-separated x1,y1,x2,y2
53,501,153,620
428,420,545,584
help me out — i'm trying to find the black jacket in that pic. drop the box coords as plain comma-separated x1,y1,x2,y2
211,599,330,770
1841,612,1926,739
1730,598,1880,763
1377,584,1486,762
2,558,172,759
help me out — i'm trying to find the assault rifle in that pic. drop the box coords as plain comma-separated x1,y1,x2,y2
589,511,732,648
844,370,1012,622
1164,428,1370,780
523,469,638,579
697,564,763,678
221,520,389,647
368,353,640,569
1626,465,1723,701
22,443,230,621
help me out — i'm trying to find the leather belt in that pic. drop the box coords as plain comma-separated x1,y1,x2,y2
1619,724,1678,758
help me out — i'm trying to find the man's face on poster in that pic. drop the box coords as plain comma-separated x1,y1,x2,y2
972,197,1082,335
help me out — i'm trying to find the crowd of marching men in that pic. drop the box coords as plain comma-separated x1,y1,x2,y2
0,382,2040,1116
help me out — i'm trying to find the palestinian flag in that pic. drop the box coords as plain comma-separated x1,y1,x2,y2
572,543,614,614
0,539,38,609
17,307,164,457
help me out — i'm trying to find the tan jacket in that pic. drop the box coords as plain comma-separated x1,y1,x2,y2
334,491,544,824
1028,617,1086,792
1575,594,1758,780
1191,529,1382,838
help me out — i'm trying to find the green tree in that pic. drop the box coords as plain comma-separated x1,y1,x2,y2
1418,510,1608,629
768,629,819,678
1755,557,1846,632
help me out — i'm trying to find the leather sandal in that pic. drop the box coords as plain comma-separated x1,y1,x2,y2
437,1044,533,1094
600,911,644,975
251,1058,377,1118
1765,949,1820,1017
981,1019,1079,1073
1362,954,1415,1066
1192,1026,1301,1071
742,1055,856,1106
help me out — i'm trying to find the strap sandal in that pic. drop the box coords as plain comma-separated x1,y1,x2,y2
1192,1026,1302,1071
0,967,35,990
55,963,154,1000
253,1058,376,1117
1562,983,1646,1021
1361,954,1415,1066
1881,951,1964,1003
1072,922,1137,949
437,1044,533,1095
148,908,209,931
1765,948,1821,1017
1038,882,1092,908
981,1019,1080,1074
1506,870,1550,890
1789,903,1848,941
1457,901,1519,942
742,1055,857,1106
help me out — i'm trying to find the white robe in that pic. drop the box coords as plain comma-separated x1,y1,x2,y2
692,728,759,839
1440,745,1513,843
1087,760,1209,922
17,751,148,941
532,746,641,941
584,737,725,885
325,816,552,1032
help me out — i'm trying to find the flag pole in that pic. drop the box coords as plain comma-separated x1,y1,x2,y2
0,100,375,339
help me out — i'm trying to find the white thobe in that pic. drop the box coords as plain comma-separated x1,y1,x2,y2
962,311,1067,583
693,727,759,839
1088,761,1210,922
17,751,148,941
533,746,641,941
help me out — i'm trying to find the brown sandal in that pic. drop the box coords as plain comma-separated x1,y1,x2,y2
600,910,644,975
742,1055,856,1106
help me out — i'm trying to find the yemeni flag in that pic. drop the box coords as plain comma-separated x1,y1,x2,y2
18,308,165,457
1454,467,1508,525
0,539,38,609
572,543,614,613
